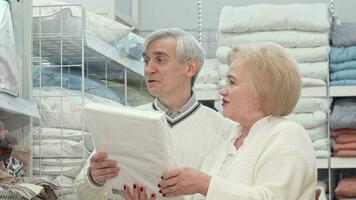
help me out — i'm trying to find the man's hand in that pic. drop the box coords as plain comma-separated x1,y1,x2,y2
89,152,119,184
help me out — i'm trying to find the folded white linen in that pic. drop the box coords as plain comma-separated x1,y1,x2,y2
306,125,328,142
195,59,219,84
33,139,83,158
284,110,327,129
288,46,329,63
217,31,329,48
316,150,329,158
218,4,330,33
297,62,329,81
302,77,326,87
33,165,82,178
313,138,329,150
293,98,329,114
216,46,329,63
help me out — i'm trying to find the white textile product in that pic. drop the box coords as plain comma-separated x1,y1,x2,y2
33,87,122,129
306,125,328,142
313,138,329,151
284,110,327,129
297,62,329,81
293,98,329,114
218,4,330,33
33,158,84,166
195,59,219,85
33,165,82,178
84,103,175,200
75,99,235,200
217,63,229,80
33,0,130,45
33,127,88,141
33,139,83,158
302,77,326,87
316,150,329,158
216,46,329,64
0,1,19,96
216,46,231,64
194,83,218,90
288,46,329,63
217,31,329,48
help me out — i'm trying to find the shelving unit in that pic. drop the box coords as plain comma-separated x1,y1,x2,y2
330,86,356,97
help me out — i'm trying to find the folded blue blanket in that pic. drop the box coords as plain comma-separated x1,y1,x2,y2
330,80,356,86
330,60,356,73
330,69,356,81
330,46,356,63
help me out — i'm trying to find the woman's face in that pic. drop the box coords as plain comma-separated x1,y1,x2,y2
219,61,263,124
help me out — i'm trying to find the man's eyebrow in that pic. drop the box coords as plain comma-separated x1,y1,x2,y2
143,51,169,58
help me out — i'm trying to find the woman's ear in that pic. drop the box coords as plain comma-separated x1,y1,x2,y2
186,59,199,78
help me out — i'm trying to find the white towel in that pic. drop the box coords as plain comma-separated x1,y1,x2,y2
302,77,326,87
217,31,329,48
306,125,328,142
216,46,329,64
285,110,327,129
316,150,329,158
297,62,329,81
313,138,329,151
293,98,330,114
288,46,329,63
218,4,330,33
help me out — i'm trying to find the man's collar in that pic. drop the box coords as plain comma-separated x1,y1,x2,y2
152,92,200,127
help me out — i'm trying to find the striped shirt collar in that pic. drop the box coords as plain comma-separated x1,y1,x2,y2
152,92,200,127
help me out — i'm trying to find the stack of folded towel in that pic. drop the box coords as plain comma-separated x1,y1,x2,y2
330,23,356,86
216,3,331,88
330,98,356,157
285,98,330,158
335,176,356,199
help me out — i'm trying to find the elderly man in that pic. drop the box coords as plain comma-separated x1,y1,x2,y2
74,28,235,200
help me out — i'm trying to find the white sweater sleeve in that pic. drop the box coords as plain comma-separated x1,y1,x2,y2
206,153,315,200
74,153,107,200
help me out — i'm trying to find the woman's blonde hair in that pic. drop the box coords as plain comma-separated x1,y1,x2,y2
227,42,301,116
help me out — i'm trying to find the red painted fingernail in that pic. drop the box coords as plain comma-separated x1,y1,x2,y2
161,176,163,179
133,184,137,189
157,184,161,188
124,185,127,190
140,187,143,192
151,194,155,198
159,190,162,193
163,194,166,197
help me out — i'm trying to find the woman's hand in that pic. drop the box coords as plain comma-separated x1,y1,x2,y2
158,167,211,197
124,184,156,200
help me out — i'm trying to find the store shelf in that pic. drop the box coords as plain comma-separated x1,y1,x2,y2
316,158,329,169
0,93,40,118
301,87,327,97
195,90,219,100
329,86,356,97
330,157,356,169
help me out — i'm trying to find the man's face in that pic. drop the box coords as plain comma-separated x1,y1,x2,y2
143,38,191,98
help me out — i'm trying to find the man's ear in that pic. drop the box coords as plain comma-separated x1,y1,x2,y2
185,59,198,78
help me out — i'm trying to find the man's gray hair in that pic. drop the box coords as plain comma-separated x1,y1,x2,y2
143,28,204,86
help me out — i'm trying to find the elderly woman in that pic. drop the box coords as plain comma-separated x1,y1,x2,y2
124,42,316,200
156,42,316,200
